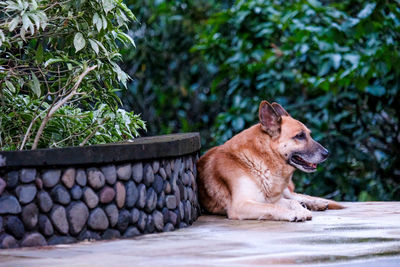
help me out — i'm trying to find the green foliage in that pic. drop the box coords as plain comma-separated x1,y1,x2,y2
122,0,400,201
0,0,145,150
194,0,400,201
120,0,222,142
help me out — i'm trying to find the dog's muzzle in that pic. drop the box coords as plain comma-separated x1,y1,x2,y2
288,147,329,173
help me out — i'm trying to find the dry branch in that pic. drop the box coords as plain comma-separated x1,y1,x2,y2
31,65,97,150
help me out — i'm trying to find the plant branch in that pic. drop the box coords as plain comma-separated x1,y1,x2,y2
79,117,110,147
31,65,97,150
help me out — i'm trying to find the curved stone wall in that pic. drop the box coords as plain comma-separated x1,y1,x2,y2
0,133,200,248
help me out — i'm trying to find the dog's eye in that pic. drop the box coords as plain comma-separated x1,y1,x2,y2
294,132,306,140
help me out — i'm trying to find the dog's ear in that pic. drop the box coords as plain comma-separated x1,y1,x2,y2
271,102,290,117
259,100,281,138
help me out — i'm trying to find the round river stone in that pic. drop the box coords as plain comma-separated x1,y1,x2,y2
87,168,105,189
0,233,17,249
143,164,154,187
71,185,83,200
5,171,18,189
20,168,36,183
131,162,143,183
101,165,117,185
5,216,25,239
117,209,130,232
125,181,138,208
51,184,71,205
42,169,61,188
123,227,140,238
88,207,109,230
61,168,75,188
99,186,115,204
105,204,118,227
50,205,69,234
38,214,54,236
82,187,99,209
21,232,47,247
67,201,89,235
21,203,38,229
15,184,37,204
136,184,146,209
38,190,53,213
0,196,21,214
76,169,87,187
115,181,126,209
117,163,132,181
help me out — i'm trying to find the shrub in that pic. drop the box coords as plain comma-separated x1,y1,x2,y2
121,0,400,201
193,0,400,201
120,0,221,144
0,0,145,150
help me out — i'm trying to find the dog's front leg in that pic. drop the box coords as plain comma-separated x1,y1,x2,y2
283,188,344,211
227,199,309,222
227,177,310,222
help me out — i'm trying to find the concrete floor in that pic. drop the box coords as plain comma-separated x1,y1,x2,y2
1,202,400,266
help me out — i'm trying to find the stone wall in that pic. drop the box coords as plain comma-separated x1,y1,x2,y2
0,134,201,249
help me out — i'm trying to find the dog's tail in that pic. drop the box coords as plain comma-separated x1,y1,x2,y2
327,200,345,209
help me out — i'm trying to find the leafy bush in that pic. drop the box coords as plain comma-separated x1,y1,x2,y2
0,0,145,150
120,0,221,144
122,0,400,201
194,0,400,201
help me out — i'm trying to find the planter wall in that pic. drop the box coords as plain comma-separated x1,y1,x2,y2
0,133,201,249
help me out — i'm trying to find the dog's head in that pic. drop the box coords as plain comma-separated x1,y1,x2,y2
259,100,329,173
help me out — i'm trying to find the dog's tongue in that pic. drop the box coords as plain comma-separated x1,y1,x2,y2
311,163,317,169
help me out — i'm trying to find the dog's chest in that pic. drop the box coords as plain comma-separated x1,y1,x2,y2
240,154,288,201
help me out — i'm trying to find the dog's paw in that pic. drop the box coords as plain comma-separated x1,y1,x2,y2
283,210,311,222
303,200,329,211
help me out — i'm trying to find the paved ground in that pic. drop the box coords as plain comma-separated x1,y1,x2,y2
1,202,400,266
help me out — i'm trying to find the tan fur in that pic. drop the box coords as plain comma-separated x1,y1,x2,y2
197,101,344,222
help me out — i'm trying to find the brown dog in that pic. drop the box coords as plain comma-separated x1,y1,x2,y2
197,100,343,222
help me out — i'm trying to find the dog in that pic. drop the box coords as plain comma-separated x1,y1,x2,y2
197,100,344,222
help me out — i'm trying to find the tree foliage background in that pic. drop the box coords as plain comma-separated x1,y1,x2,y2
122,0,400,201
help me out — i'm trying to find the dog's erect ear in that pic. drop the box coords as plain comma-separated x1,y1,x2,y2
259,101,281,138
271,102,290,117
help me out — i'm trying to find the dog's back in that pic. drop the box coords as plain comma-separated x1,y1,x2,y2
197,146,230,215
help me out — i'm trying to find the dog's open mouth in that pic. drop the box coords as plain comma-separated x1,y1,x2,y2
290,154,317,172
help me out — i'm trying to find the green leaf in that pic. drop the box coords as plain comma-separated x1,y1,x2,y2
102,0,115,13
366,85,386,97
22,14,32,32
357,3,376,19
318,61,331,76
0,29,5,46
44,58,63,67
117,1,137,21
9,16,20,31
344,54,360,68
73,32,86,52
30,0,38,10
30,72,41,97
102,15,108,29
117,31,135,47
89,39,99,54
29,13,41,31
35,43,43,63
331,54,341,70
93,13,102,32
5,81,16,93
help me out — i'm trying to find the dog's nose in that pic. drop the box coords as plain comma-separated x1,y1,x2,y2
322,149,330,159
